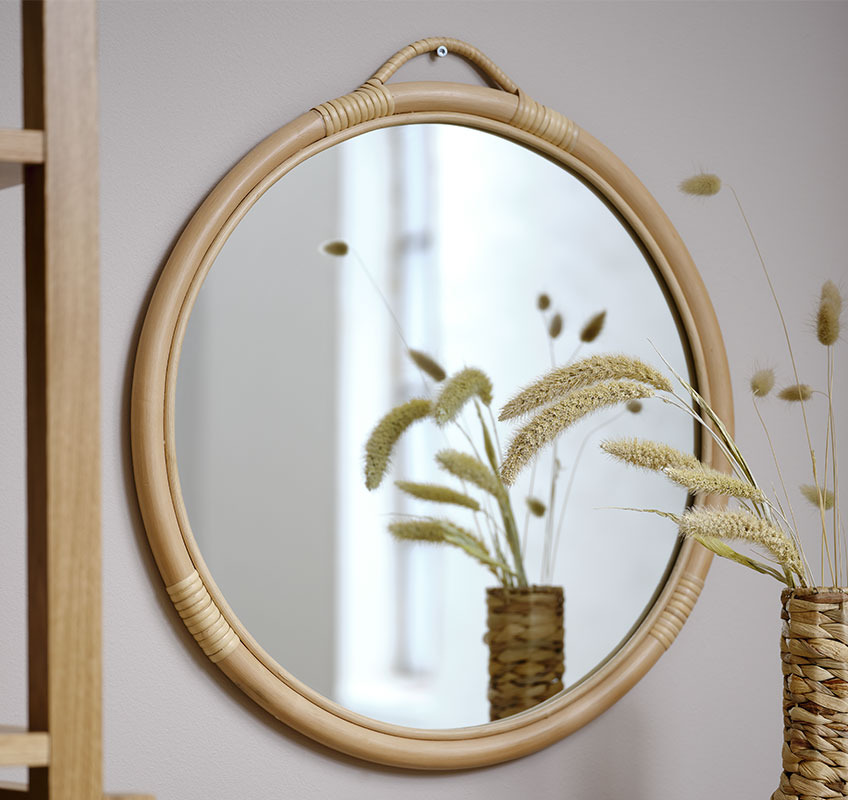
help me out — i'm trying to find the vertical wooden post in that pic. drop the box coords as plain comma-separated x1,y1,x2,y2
23,1,102,798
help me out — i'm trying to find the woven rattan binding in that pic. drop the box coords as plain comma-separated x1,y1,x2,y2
313,37,578,153
774,588,848,799
485,586,564,721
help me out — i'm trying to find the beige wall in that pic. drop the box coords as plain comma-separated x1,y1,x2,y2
2,1,848,797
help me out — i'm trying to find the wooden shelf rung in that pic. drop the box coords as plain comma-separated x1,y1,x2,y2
0,129,45,164
0,729,49,767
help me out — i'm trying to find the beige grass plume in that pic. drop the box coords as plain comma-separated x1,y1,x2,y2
778,383,813,402
395,481,481,511
501,380,654,486
678,509,804,577
436,449,500,496
364,398,432,490
664,465,765,501
579,310,607,343
800,484,836,511
537,293,551,311
433,367,493,425
817,280,843,346
499,354,671,421
601,437,702,472
679,173,722,197
750,368,775,398
407,349,446,382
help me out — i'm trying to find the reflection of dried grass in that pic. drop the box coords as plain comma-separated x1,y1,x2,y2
679,509,804,577
601,437,701,473
525,497,546,517
665,465,765,501
436,449,500,496
364,398,432,490
433,368,493,425
501,380,654,485
395,481,480,511
407,349,446,382
579,311,606,343
499,354,671,421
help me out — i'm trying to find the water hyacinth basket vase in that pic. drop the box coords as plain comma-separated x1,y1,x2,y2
774,588,848,799
484,586,564,721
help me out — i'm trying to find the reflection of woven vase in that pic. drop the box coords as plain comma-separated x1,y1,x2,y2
485,586,564,721
773,588,848,800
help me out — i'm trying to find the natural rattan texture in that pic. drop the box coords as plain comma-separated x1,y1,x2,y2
774,588,848,800
485,586,564,721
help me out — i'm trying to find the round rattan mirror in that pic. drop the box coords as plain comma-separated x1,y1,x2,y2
131,37,732,769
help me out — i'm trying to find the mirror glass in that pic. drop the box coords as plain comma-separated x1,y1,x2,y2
175,123,693,729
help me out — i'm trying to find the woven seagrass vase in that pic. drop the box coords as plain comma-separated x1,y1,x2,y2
774,588,848,800
484,585,564,721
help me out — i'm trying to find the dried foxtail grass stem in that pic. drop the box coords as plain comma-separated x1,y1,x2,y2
395,481,481,511
664,465,765,501
499,354,671,421
407,349,446,382
601,437,701,473
501,380,654,486
678,509,804,578
433,368,493,425
364,398,432,490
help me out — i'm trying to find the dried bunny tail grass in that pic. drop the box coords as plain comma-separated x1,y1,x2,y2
579,310,607,343
433,367,493,425
436,449,500,497
501,380,654,486
800,483,836,511
407,349,446,382
679,173,722,197
395,481,481,511
678,508,804,577
626,399,643,413
778,383,813,402
664,465,766,501
364,398,432,490
499,354,671,421
817,282,842,346
526,496,546,517
537,293,551,311
822,280,843,315
750,368,775,397
548,312,563,339
601,437,702,472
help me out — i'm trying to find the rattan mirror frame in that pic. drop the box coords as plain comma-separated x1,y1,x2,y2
131,37,732,769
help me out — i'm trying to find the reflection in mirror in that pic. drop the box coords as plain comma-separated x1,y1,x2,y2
175,124,693,729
